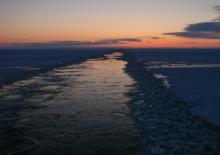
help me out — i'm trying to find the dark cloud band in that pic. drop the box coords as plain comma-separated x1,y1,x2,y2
164,6,220,39
3,35,163,48
4,38,143,48
164,22,220,39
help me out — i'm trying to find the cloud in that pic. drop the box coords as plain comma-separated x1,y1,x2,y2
7,41,91,48
215,6,220,11
185,22,220,33
4,37,142,48
142,36,162,40
215,6,220,14
164,6,220,39
164,22,220,39
93,38,142,45
149,36,161,40
213,6,220,21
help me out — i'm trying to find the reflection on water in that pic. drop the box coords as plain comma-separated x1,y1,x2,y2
0,52,137,155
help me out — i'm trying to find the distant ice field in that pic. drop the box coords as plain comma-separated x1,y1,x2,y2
130,49,220,126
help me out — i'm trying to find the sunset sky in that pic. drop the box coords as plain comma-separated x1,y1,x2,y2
0,0,220,48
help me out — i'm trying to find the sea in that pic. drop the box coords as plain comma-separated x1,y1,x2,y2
0,48,220,154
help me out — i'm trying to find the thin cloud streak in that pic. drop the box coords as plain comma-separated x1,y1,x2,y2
93,38,142,45
4,38,143,48
142,36,162,40
2,36,163,48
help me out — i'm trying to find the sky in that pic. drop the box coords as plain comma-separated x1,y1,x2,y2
0,0,220,48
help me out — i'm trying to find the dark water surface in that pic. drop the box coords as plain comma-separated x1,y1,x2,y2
0,52,138,155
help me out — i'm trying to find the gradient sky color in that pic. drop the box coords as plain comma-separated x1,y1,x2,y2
1,0,220,48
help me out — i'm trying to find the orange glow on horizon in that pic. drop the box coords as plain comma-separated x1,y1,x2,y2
1,0,220,48
1,34,220,48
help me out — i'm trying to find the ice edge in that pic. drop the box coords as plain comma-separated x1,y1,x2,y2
122,52,220,155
